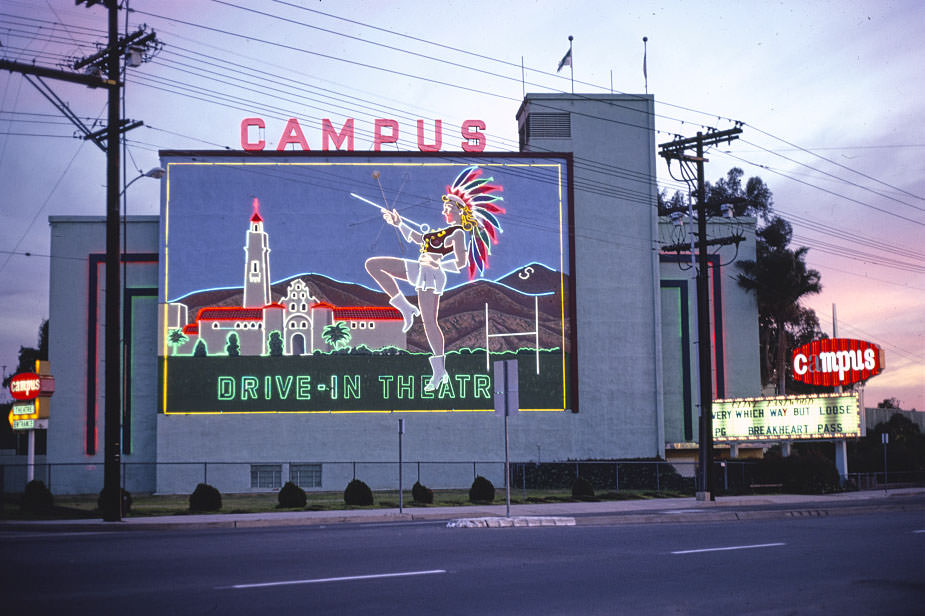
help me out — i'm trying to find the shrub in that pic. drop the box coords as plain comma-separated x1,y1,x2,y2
278,481,307,508
468,475,495,502
344,479,373,506
571,476,595,499
753,452,840,494
412,481,434,504
21,480,54,513
189,483,222,512
97,487,132,515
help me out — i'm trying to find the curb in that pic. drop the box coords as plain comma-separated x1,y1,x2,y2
447,516,576,528
576,501,924,526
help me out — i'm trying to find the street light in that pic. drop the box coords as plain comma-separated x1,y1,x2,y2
121,166,165,196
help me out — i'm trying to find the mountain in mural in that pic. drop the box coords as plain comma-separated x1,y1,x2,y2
177,263,570,353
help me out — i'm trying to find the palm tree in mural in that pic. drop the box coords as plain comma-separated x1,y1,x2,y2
167,328,188,356
321,321,352,351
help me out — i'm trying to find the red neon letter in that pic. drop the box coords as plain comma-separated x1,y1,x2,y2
461,119,486,152
241,117,265,151
374,119,399,151
322,118,355,151
416,119,442,152
276,118,310,151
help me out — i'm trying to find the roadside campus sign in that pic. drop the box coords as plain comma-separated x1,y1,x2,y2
9,372,41,401
7,364,54,428
791,338,884,388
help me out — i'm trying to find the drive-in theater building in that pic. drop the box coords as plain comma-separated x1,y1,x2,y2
41,94,761,494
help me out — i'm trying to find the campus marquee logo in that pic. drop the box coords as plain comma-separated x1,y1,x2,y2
791,338,884,388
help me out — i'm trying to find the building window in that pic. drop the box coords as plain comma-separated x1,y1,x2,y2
290,464,322,488
290,303,296,310
369,322,375,329
250,464,281,489
350,321,357,329
359,322,366,329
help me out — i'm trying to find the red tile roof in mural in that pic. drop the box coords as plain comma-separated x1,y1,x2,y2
311,303,402,321
196,307,263,321
333,307,402,320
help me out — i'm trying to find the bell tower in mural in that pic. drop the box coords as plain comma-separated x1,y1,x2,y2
243,197,271,308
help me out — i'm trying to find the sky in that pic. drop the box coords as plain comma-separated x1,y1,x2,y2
0,0,922,411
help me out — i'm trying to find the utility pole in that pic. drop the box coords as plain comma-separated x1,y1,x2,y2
2,0,159,521
659,126,742,501
102,0,123,523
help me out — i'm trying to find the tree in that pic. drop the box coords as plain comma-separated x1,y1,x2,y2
704,167,773,221
225,332,240,356
321,321,351,350
267,331,284,356
737,216,822,394
658,167,773,222
2,320,48,389
193,339,208,357
877,398,901,409
167,328,188,356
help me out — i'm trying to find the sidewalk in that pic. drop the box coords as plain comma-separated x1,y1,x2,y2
2,488,922,532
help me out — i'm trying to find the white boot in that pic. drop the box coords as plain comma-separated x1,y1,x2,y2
425,354,449,391
389,294,420,333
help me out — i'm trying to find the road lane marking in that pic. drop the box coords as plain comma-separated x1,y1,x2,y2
223,569,447,590
672,542,786,555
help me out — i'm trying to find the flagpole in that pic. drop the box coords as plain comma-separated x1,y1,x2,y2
521,56,526,98
643,36,648,94
568,35,574,94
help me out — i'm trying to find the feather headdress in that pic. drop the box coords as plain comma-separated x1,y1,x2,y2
443,166,505,279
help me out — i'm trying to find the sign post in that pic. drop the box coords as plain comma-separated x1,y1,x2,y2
882,432,889,489
398,418,405,513
494,359,519,518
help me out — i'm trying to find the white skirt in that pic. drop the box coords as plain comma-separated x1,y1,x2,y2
404,258,448,295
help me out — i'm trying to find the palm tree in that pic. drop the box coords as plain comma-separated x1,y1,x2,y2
167,328,188,356
321,321,351,350
737,216,822,394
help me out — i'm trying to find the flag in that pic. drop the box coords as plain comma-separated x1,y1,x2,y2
557,47,572,72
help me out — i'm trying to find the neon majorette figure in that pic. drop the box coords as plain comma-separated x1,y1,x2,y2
365,166,505,390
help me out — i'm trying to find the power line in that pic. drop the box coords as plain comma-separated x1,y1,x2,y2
719,150,924,227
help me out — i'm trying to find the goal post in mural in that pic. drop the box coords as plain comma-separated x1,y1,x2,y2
157,152,575,414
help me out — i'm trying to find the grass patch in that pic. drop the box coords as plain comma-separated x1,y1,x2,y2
1,487,691,520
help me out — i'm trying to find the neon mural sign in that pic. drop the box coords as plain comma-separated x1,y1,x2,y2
158,153,574,414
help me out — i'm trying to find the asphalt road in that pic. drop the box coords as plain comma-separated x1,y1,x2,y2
2,510,923,615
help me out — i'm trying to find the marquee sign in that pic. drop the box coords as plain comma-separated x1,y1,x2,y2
158,152,575,414
791,338,884,387
712,393,861,441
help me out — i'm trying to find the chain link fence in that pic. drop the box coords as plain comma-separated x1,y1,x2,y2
2,460,922,497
